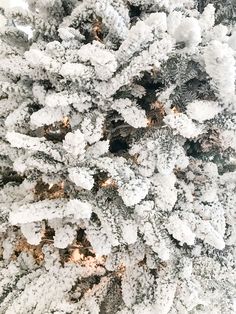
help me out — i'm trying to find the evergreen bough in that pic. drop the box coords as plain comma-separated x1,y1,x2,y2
0,0,236,313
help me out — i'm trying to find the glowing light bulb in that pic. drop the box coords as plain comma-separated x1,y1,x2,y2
70,249,84,262
171,106,180,114
63,117,69,126
101,178,116,187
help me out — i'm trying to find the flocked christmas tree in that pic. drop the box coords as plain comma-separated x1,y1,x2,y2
0,0,236,313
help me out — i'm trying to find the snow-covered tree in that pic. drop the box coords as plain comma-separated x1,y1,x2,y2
0,0,236,313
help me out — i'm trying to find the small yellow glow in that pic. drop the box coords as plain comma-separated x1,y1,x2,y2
95,255,105,264
48,181,64,192
70,249,84,262
116,264,126,277
101,178,116,188
48,183,54,189
60,181,65,189
150,101,162,110
62,116,70,127
171,106,180,114
146,118,152,127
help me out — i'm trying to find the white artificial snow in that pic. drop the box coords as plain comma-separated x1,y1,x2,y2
20,222,42,245
167,11,183,36
1,1,236,312
112,99,147,128
145,12,167,33
228,31,236,51
179,258,193,279
81,113,104,144
122,222,138,244
173,17,201,47
204,40,236,104
63,129,86,157
0,17,7,29
32,84,46,105
196,220,225,250
152,280,177,314
25,48,60,72
9,198,91,225
166,215,195,245
8,200,65,225
2,238,15,262
164,113,204,138
60,62,94,80
86,226,112,255
53,224,76,249
154,241,170,261
6,131,65,162
93,0,129,40
30,106,70,127
7,0,28,10
77,42,118,80
67,199,92,220
71,92,92,112
187,100,222,122
5,102,30,129
200,186,218,203
118,178,150,206
46,41,65,58
151,173,177,212
206,24,228,43
6,131,45,151
68,167,94,190
204,162,218,178
135,201,155,217
199,4,215,32
117,20,153,63
86,140,109,158
219,130,236,151
58,27,84,41
45,92,72,107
